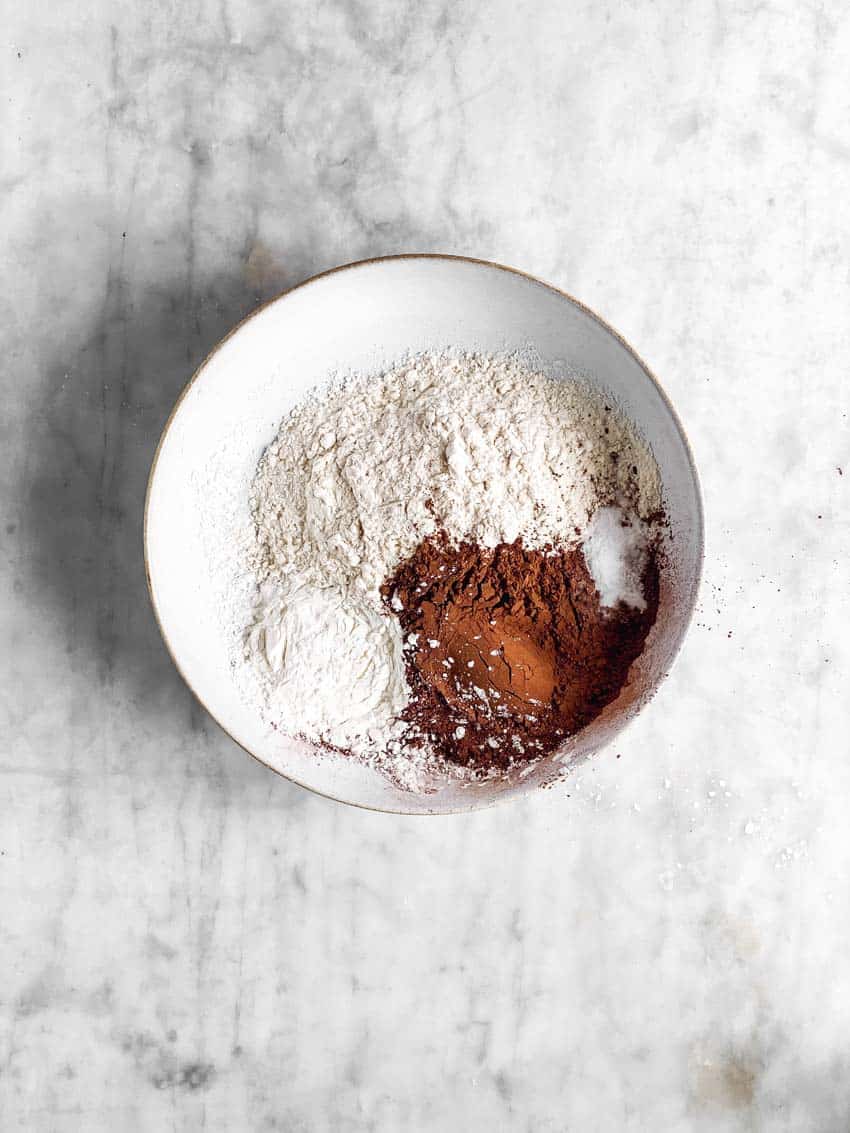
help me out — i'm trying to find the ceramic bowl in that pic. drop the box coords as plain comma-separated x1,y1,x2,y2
145,255,703,814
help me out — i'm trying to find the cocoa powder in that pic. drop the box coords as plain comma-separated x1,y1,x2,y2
382,535,659,770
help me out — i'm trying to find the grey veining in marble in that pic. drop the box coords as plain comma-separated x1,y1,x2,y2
3,1,850,1129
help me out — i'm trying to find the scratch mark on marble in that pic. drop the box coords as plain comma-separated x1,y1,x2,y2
400,81,500,137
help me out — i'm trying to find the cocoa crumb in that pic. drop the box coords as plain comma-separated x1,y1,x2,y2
382,534,659,770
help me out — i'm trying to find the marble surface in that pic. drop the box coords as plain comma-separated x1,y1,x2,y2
3,1,850,1128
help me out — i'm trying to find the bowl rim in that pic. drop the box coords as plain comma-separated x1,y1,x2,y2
143,253,705,815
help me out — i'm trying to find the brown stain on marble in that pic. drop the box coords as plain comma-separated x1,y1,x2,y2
690,1049,759,1112
242,242,288,292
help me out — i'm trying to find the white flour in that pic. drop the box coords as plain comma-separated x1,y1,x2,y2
243,351,663,780
246,578,408,753
250,351,660,597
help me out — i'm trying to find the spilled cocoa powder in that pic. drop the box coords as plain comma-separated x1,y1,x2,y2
382,534,659,770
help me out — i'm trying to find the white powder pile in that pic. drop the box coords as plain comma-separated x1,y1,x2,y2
583,506,653,612
246,578,408,753
250,351,660,597
242,350,663,785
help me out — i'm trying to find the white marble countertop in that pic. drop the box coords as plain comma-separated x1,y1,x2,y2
3,2,850,1129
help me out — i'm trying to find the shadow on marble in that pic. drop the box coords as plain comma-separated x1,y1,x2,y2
20,266,317,795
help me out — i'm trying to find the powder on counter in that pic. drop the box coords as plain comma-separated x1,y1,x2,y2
382,534,660,770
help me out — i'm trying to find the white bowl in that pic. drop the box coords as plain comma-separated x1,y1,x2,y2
145,255,703,814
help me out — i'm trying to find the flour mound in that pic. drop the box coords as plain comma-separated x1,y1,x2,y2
249,351,661,599
247,578,408,751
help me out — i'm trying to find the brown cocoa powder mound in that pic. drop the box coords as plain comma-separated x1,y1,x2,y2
382,534,659,771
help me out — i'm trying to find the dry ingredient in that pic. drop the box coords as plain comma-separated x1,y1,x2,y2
243,350,664,784
583,506,654,612
382,534,659,770
250,351,660,597
246,578,408,753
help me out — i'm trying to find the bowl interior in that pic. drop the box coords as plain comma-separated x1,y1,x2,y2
145,257,702,814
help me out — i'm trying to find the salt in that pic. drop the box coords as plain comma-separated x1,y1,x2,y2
583,505,652,610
